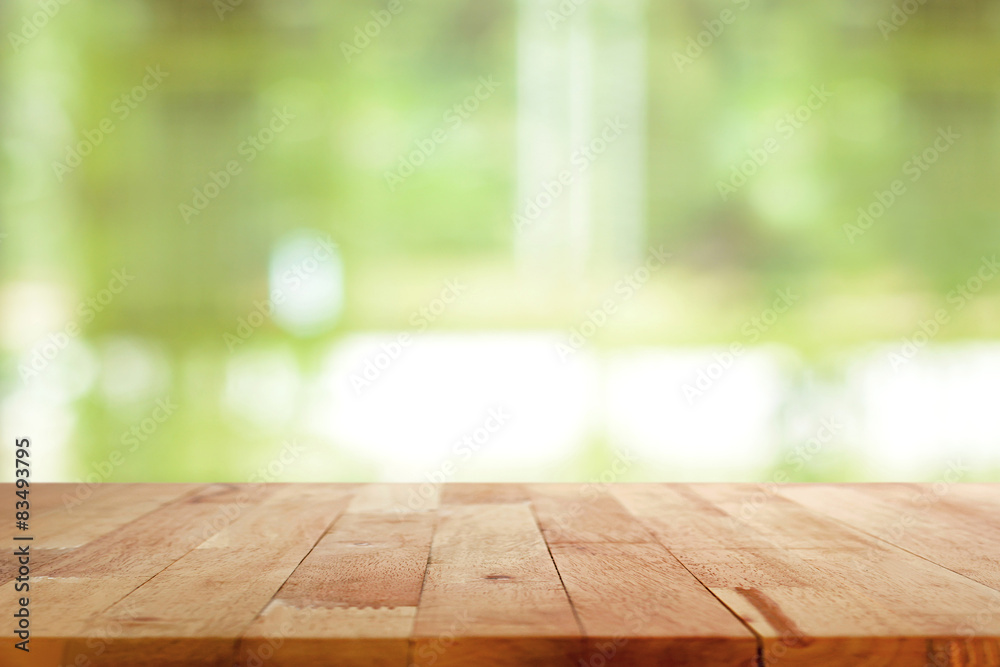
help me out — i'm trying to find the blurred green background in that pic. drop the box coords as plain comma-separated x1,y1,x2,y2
2,0,1000,484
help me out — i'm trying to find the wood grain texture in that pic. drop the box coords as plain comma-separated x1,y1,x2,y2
1,483,997,667
615,484,1000,666
241,511,436,667
1,484,194,583
412,503,580,666
528,484,654,544
550,542,758,666
778,483,1000,592
72,485,353,667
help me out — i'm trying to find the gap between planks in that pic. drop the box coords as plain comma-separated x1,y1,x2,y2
664,539,769,667
233,489,359,664
14,483,997,666
526,496,589,641
774,485,1000,596
405,509,440,667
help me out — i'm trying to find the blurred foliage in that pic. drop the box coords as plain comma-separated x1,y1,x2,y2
1,0,999,482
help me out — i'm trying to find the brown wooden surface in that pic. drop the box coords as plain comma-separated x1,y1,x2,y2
2,483,999,666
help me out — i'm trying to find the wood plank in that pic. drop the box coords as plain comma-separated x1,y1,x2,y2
0,485,210,666
67,484,353,667
947,483,1000,513
614,485,911,664
411,502,581,666
0,482,133,542
23,484,197,549
347,483,440,514
549,542,758,666
240,512,436,666
0,481,112,518
0,548,63,587
614,484,1000,666
39,484,272,579
779,483,1000,593
698,484,1000,665
528,484,653,544
527,484,755,663
21,482,94,514
1,485,200,587
441,483,528,505
242,603,415,667
5,482,999,666
610,484,779,550
692,484,874,550
281,512,435,608
0,576,152,666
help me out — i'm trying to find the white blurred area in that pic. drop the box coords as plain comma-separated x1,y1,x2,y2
849,344,1000,478
236,333,999,482
5,328,1000,481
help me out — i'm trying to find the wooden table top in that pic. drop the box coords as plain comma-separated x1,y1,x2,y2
3,483,999,666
